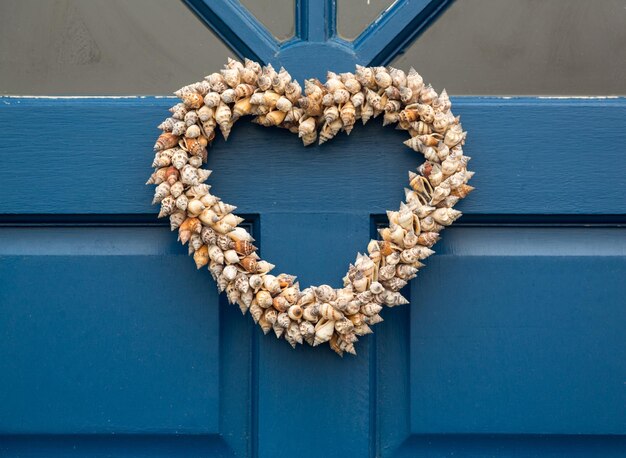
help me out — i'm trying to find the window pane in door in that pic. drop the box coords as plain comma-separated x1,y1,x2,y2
0,0,236,95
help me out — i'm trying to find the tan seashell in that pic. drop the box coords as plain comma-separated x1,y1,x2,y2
396,264,418,280
232,97,252,120
239,256,258,273
313,319,335,346
288,305,303,321
320,302,344,321
222,264,238,282
431,208,462,226
258,313,272,334
250,302,263,323
255,260,275,274
154,132,179,152
256,290,273,308
450,184,474,199
158,195,175,218
208,244,224,264
215,103,232,140
361,303,383,316
181,92,203,109
178,217,201,244
378,264,396,281
302,303,320,323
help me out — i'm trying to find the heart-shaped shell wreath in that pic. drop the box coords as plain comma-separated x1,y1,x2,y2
149,58,473,356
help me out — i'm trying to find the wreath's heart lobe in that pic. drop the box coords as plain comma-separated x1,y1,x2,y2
148,59,474,356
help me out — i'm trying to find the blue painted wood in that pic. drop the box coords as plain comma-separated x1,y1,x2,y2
182,0,452,80
0,97,625,216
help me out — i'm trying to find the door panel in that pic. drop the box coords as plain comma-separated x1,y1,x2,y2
1,96,624,456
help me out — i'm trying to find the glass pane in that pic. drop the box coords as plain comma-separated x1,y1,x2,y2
391,0,626,95
337,0,395,40
240,0,295,42
0,0,236,95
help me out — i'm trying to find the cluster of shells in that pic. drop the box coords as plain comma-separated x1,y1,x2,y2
149,58,473,356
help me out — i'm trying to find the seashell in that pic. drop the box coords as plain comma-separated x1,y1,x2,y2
221,88,237,104
275,96,292,112
417,231,440,247
318,119,343,144
273,321,285,339
169,211,186,231
288,305,303,321
403,230,419,248
250,302,263,323
215,103,232,140
175,194,189,211
222,264,238,281
186,198,205,216
152,182,170,205
340,101,356,134
204,92,221,108
286,322,303,347
431,208,462,226
361,102,374,125
420,216,442,232
313,319,335,346
264,110,287,126
378,264,396,281
221,68,240,88
315,285,337,302
232,97,252,121
298,116,317,137
280,284,299,302
154,132,179,152
223,249,239,264
302,303,320,322
193,244,209,269
374,69,392,88
379,290,409,307
249,274,263,292
320,302,344,321
240,256,258,273
263,275,281,294
181,92,203,109
299,321,315,344
450,184,475,199
361,303,383,316
256,290,273,308
420,85,438,105
354,324,372,336
396,264,418,280
208,244,224,264
285,81,302,102
369,281,384,295
255,260,275,274
272,296,290,312
335,318,354,335
178,217,201,244
323,105,339,124
444,125,466,147
258,313,272,334
277,312,291,329
264,308,278,325
158,195,175,218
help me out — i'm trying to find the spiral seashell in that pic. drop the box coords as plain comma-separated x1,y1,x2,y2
419,85,438,105
420,216,441,232
158,195,175,218
313,319,335,346
302,303,320,323
320,302,344,321
255,260,275,274
181,92,203,109
154,132,179,152
192,244,209,269
250,302,263,323
275,312,290,329
431,208,462,226
377,264,396,281
361,302,383,317
256,290,273,308
369,281,384,295
288,304,303,321
238,255,257,273
222,264,238,282
215,102,232,140
334,318,354,335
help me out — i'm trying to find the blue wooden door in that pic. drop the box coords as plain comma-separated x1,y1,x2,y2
1,1,625,457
